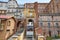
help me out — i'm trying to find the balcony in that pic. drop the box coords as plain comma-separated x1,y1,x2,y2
19,5,24,8
0,7,7,10
39,13,60,16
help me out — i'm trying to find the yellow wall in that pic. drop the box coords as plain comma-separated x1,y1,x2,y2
38,37,44,40
24,8,36,18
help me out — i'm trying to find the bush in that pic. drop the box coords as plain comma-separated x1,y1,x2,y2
46,36,52,40
53,35,60,39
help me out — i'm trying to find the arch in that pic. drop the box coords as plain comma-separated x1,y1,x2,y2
28,19,34,22
17,21,21,27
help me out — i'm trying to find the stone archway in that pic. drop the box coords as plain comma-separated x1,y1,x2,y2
27,19,34,27
26,19,36,38
28,19,33,22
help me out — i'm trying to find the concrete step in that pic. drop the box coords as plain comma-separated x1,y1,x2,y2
8,28,24,40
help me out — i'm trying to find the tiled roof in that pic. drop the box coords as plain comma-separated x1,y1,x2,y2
0,15,13,19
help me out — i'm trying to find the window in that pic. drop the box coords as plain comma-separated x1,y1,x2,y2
55,23,59,28
39,18,43,27
40,22,43,27
20,16,22,17
20,13,22,15
20,13,22,17
48,18,50,22
48,22,50,28
7,21,11,26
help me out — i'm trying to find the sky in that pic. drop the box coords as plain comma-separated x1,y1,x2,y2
0,0,51,4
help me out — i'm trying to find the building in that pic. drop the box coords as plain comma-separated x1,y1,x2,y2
15,5,24,20
0,0,60,38
38,0,60,37
0,15,16,40
24,8,36,27
0,1,7,15
7,0,18,16
24,0,60,37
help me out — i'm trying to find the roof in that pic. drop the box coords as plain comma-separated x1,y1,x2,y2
0,1,8,3
0,15,13,19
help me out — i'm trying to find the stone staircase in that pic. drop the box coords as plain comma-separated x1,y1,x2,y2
24,37,36,40
8,28,24,40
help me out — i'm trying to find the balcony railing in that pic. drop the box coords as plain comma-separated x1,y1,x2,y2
39,13,60,16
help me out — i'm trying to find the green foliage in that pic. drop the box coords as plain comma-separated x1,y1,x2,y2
53,35,60,39
46,36,52,40
46,35,60,40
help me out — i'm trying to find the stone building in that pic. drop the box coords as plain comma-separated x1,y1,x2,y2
0,15,16,40
0,0,60,38
24,0,60,37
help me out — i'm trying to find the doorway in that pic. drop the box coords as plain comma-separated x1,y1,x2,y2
49,31,51,37
27,19,34,31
